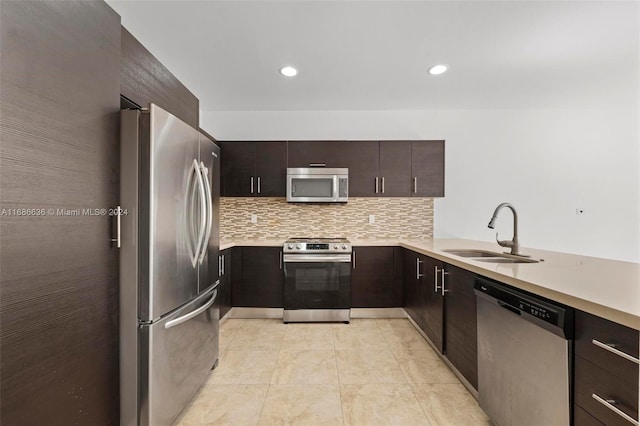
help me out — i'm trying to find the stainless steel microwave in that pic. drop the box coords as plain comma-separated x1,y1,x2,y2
286,168,348,202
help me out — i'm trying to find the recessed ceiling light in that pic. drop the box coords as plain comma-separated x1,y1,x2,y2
279,66,298,77
428,64,448,75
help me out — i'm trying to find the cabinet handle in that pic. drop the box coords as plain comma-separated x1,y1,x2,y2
309,163,326,167
110,205,122,248
375,177,379,194
218,255,222,276
441,268,449,296
279,250,282,269
592,394,639,425
222,254,225,275
413,177,417,193
416,258,423,279
434,266,440,293
353,250,356,269
592,339,640,364
250,177,254,194
381,177,385,194
257,176,261,194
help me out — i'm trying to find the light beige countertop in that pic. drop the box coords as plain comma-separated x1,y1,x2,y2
219,237,640,330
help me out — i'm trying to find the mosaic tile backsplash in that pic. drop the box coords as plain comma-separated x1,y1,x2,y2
220,197,433,240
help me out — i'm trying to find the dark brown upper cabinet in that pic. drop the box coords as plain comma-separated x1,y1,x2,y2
220,141,287,197
288,141,379,196
411,140,445,197
378,141,412,196
121,27,199,128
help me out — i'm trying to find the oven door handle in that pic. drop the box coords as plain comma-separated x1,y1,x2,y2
283,254,352,263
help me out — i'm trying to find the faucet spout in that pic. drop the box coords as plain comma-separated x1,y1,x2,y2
487,202,522,256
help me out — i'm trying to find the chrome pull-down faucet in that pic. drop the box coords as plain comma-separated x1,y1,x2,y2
488,202,528,257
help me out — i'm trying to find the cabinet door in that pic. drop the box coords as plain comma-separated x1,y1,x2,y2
421,256,444,353
379,141,412,197
218,249,232,319
255,142,287,197
351,247,400,307
443,264,478,389
402,249,424,329
411,141,445,197
287,141,379,197
234,247,284,307
220,142,255,196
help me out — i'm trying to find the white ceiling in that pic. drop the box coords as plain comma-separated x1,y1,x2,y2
107,1,639,111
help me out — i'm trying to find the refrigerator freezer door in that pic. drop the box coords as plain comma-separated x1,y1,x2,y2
141,104,200,321
139,285,219,426
198,135,220,293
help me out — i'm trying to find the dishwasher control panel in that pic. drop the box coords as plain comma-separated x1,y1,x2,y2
475,278,567,329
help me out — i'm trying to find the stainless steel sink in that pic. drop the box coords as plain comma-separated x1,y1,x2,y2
443,249,502,258
474,257,539,264
443,249,539,264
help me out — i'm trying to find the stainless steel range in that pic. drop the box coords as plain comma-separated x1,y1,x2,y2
283,238,352,323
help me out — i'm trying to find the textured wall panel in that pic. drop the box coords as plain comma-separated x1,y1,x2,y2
220,197,433,240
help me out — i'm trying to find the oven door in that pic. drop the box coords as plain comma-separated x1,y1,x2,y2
283,254,351,309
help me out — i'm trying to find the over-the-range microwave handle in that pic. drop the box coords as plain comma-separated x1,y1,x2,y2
333,175,338,201
197,161,213,264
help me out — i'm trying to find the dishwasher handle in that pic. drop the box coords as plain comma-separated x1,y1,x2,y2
498,300,522,316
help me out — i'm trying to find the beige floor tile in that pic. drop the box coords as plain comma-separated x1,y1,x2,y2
281,325,334,351
412,384,491,426
383,329,441,361
220,318,246,330
258,384,343,426
376,318,416,332
208,350,279,384
242,319,287,329
218,327,240,354
340,383,430,426
271,350,339,385
175,384,268,426
333,327,388,350
336,349,407,384
397,354,460,385
226,327,285,351
334,318,381,329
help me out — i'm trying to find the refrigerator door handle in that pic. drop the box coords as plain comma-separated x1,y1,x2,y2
197,162,213,264
185,160,200,266
193,159,207,266
164,289,217,329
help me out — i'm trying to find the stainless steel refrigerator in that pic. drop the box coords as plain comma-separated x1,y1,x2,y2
119,104,220,426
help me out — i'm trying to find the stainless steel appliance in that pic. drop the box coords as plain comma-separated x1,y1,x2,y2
119,104,221,426
286,167,348,203
283,238,352,322
475,277,573,426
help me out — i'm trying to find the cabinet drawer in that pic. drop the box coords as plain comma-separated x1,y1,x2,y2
575,311,639,378
574,404,604,426
574,356,638,426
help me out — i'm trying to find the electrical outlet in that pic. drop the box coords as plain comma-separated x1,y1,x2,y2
251,214,258,224
369,215,375,224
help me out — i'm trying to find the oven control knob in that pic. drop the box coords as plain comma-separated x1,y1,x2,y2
296,244,302,250
334,244,339,249
342,244,348,249
287,244,293,250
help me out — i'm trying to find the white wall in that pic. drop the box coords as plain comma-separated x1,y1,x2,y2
201,109,640,262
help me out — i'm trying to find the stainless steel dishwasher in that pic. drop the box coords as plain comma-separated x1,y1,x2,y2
475,277,574,426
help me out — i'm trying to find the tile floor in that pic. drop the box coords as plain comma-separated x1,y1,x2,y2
174,318,491,426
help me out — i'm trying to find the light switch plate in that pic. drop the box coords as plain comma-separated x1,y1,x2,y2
369,214,375,224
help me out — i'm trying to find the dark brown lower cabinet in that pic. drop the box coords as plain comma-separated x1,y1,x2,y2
574,404,604,426
443,264,478,389
351,247,402,307
218,248,233,319
402,249,424,330
232,247,284,307
0,1,120,424
421,255,444,353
